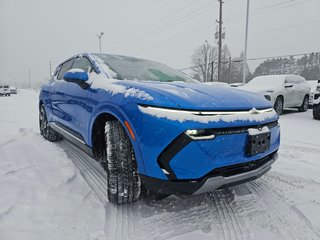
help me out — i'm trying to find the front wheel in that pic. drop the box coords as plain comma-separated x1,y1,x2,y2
313,104,320,120
274,96,283,115
298,95,309,112
39,105,61,142
104,120,141,204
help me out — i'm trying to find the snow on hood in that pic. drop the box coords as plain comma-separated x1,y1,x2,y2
117,81,272,111
89,72,153,101
240,75,285,93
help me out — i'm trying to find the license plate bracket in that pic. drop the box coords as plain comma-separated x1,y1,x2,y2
247,128,271,156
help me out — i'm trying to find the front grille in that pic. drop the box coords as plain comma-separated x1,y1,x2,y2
205,152,275,178
204,121,278,136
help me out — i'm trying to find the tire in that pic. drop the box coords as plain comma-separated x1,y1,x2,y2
39,105,62,142
313,104,320,120
105,120,141,204
298,95,309,112
274,96,283,115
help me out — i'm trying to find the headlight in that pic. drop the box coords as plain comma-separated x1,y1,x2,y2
185,129,215,140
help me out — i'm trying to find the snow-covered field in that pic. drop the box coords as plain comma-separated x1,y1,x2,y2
1,90,320,240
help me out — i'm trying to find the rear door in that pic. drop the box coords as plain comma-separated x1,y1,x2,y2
293,76,306,106
284,76,296,107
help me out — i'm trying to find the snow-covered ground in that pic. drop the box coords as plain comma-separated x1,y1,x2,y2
1,90,320,240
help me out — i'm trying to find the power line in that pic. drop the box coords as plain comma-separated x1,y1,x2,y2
225,0,315,23
178,51,320,71
110,0,217,51
227,18,320,40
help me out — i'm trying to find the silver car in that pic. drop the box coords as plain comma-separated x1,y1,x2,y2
240,75,311,115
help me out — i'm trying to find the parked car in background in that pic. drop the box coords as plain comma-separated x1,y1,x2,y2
203,82,230,87
307,80,320,107
9,86,17,94
230,82,246,87
313,82,320,120
240,75,310,115
0,85,10,96
39,53,280,204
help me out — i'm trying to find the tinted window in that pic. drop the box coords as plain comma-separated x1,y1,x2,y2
285,77,294,84
72,57,93,72
54,65,62,78
57,59,74,80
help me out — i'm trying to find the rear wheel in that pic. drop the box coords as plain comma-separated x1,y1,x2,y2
298,95,309,112
313,104,320,120
274,96,283,115
104,120,141,204
39,105,61,142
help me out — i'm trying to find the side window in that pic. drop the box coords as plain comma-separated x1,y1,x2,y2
53,65,62,78
72,57,93,72
296,77,304,84
57,59,74,80
285,77,293,84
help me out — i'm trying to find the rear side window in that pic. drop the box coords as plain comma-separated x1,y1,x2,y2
295,77,305,83
285,77,294,84
72,57,93,72
57,59,74,80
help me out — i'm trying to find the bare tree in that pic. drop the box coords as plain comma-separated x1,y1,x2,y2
191,43,235,82
191,42,217,82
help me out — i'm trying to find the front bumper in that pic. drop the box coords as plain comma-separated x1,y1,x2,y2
140,151,278,195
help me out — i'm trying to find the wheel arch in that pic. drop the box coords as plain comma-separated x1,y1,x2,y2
88,106,146,174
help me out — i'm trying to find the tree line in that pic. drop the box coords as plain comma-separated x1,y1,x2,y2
190,43,320,82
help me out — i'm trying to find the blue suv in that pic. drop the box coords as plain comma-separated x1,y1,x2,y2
39,53,280,204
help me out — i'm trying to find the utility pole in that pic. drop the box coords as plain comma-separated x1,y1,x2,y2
28,69,31,88
211,60,214,82
228,57,232,84
97,32,104,54
242,0,250,83
49,61,52,77
217,0,223,82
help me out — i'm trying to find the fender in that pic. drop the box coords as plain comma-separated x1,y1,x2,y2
87,102,146,174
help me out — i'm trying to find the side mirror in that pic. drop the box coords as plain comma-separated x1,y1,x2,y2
63,69,89,82
284,83,293,88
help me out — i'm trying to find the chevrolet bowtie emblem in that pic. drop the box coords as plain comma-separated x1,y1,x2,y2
250,108,260,115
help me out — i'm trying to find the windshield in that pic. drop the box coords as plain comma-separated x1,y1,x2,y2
93,54,196,83
247,75,285,87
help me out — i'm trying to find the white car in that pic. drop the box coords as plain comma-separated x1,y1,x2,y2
9,86,17,94
307,80,320,106
240,75,311,115
230,82,246,87
313,82,320,120
0,85,11,96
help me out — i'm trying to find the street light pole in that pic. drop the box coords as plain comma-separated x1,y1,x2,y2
97,32,104,54
242,0,250,83
217,0,223,82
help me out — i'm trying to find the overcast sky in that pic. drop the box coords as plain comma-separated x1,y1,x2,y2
1,0,320,87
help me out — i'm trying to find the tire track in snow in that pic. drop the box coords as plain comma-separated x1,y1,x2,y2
58,141,141,240
57,141,108,204
205,189,251,240
246,179,320,239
